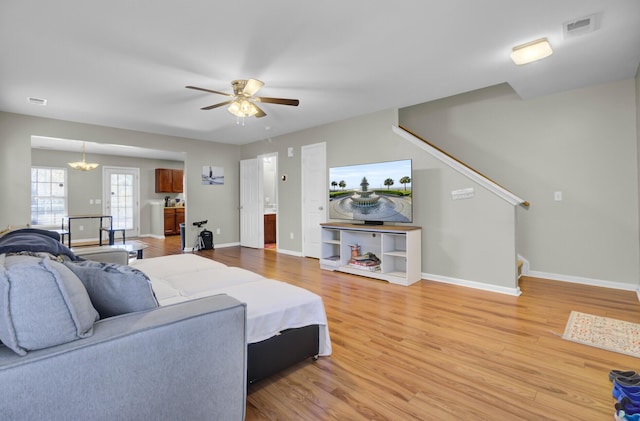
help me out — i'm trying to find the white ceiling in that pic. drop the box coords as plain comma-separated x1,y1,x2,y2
1,1,639,150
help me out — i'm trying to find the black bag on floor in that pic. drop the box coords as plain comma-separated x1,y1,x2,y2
199,229,214,250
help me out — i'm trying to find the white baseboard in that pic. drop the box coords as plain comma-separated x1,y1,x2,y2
277,248,303,257
423,272,522,296
518,254,637,292
69,236,99,246
527,270,638,292
216,242,240,248
181,241,240,252
508,254,638,301
139,234,165,239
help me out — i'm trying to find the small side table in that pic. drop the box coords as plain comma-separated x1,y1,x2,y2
110,242,148,259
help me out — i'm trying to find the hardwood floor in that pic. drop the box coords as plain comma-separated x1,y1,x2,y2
141,236,638,420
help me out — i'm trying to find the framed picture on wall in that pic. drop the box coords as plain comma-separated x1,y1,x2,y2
202,165,224,185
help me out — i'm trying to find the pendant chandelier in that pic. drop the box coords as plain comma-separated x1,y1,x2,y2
68,142,99,171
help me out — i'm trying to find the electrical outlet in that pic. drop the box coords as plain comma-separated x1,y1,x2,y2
95,199,102,204
290,232,294,240
79,225,84,231
89,199,94,205
554,191,563,201
216,228,221,235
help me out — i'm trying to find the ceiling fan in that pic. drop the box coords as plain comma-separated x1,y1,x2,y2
186,79,299,119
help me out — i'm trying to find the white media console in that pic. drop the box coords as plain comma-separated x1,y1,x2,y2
319,222,422,286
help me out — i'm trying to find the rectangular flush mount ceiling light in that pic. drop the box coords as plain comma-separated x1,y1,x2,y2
510,37,553,65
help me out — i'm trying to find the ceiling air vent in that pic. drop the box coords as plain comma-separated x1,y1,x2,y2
563,15,597,38
27,97,47,106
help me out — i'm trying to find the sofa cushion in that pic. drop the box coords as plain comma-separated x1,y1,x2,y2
63,260,159,318
0,254,99,356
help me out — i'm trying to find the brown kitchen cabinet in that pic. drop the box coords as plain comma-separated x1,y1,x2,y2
164,207,185,235
155,168,184,193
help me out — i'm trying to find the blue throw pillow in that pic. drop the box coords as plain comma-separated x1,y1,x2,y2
0,254,99,356
64,260,159,318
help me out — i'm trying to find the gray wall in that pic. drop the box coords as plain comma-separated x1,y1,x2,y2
2,74,638,291
242,77,639,290
31,148,183,239
401,79,639,288
0,112,240,246
241,110,409,253
242,109,520,291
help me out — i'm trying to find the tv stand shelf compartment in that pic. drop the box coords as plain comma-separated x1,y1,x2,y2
319,222,422,286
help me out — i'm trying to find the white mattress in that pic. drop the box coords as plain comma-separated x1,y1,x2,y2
131,254,331,356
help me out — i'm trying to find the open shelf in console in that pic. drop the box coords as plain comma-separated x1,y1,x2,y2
320,228,342,267
320,222,422,286
381,233,409,278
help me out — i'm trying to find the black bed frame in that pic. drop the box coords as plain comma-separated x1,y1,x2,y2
247,324,320,385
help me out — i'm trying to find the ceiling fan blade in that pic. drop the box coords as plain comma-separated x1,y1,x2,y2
253,103,267,118
201,100,233,110
255,97,300,106
185,86,232,97
243,79,264,97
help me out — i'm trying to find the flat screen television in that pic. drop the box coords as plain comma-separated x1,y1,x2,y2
329,159,412,225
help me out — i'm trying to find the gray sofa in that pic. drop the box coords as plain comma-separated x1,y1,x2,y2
0,230,247,420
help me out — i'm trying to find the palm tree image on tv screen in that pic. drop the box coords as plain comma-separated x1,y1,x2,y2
329,159,412,223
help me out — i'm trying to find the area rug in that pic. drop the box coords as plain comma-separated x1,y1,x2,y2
563,311,640,358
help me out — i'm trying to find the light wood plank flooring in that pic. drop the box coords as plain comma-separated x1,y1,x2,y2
139,236,638,420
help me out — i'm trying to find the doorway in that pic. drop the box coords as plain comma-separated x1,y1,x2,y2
103,166,140,239
261,153,278,250
240,154,278,250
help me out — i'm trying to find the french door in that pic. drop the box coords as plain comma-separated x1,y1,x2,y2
103,167,139,239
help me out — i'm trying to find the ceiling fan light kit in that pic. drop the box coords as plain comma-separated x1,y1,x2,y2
228,98,259,118
510,37,553,65
186,78,299,123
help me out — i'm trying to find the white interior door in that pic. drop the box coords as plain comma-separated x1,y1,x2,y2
240,158,263,248
302,142,326,258
103,167,139,238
